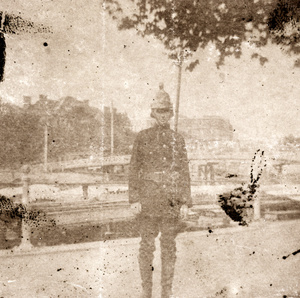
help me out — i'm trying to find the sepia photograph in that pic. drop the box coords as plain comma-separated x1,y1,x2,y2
0,0,299,297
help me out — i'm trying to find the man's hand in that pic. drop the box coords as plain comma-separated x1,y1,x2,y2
180,204,189,219
130,202,141,214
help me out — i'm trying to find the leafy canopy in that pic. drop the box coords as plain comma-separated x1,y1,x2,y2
106,0,300,69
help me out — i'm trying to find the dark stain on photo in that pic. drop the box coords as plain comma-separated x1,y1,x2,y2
0,11,52,82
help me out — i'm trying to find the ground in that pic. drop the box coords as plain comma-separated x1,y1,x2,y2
0,220,299,298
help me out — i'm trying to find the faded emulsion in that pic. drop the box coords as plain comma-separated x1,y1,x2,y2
0,1,300,297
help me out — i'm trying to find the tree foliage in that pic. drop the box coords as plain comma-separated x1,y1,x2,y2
103,108,136,155
0,98,135,169
267,0,300,65
44,99,136,159
106,0,300,68
0,102,43,167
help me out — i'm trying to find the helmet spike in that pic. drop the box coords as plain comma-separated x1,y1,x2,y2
151,82,172,111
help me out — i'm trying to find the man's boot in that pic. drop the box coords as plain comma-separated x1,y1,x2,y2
160,231,177,297
161,254,176,298
141,284,152,298
139,255,154,298
161,285,173,298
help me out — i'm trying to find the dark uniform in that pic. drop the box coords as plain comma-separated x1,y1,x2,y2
129,113,192,297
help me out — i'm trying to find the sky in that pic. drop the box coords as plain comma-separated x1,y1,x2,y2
0,0,299,144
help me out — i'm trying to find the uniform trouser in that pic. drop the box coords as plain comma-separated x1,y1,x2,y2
138,212,180,298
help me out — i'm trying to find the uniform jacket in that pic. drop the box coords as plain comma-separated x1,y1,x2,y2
129,123,192,212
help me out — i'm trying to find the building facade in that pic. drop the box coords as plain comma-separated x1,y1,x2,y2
178,116,234,142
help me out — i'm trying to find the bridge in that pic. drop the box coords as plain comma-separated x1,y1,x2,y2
45,150,300,172
33,155,132,173
1,150,299,187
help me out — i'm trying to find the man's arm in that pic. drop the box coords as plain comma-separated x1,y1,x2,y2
179,136,192,208
128,134,142,204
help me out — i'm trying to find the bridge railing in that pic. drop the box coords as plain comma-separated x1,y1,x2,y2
4,154,298,253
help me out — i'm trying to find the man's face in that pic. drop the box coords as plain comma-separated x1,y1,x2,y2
152,108,172,126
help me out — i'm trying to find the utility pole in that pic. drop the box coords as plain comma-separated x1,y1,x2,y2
110,100,114,155
44,121,48,172
174,54,183,132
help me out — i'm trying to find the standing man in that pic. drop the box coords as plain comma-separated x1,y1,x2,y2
129,83,192,298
